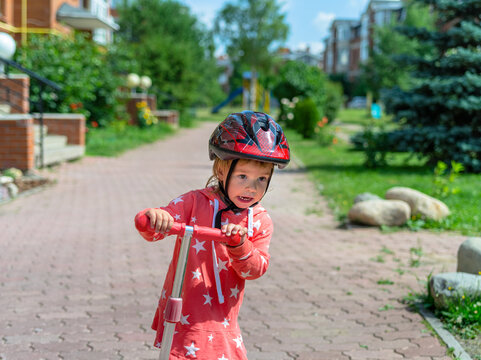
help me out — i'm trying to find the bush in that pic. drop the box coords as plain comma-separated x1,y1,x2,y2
324,81,343,122
293,97,320,138
15,33,125,127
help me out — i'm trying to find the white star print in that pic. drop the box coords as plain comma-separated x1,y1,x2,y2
241,270,251,278
191,216,197,223
208,334,214,342
192,239,206,254
260,255,267,267
180,314,190,325
232,335,243,348
174,214,181,221
253,220,261,230
161,288,166,300
192,269,201,280
222,318,230,328
262,230,266,235
209,200,213,206
217,258,228,272
155,341,162,348
184,342,200,357
218,355,228,360
230,285,240,299
172,196,183,205
203,292,213,306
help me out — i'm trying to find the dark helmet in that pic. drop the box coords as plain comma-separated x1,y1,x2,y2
209,111,290,168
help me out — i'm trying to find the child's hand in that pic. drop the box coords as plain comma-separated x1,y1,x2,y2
144,208,174,234
221,223,247,247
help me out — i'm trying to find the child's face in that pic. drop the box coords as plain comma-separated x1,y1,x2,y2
220,160,273,208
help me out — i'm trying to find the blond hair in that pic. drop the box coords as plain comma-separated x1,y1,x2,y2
206,158,274,192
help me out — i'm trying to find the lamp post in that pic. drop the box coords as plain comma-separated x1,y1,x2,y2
0,32,17,74
126,73,140,94
139,75,152,95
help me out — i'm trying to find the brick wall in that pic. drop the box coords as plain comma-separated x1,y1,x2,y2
0,75,30,114
126,94,157,125
35,114,86,146
0,115,34,171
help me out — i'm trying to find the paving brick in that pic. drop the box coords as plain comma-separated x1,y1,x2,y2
0,122,465,359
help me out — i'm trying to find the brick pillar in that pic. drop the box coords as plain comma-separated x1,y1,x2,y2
36,114,86,145
126,94,157,125
0,74,30,114
0,115,34,171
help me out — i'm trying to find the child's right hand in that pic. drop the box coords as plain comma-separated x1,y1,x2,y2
144,208,174,234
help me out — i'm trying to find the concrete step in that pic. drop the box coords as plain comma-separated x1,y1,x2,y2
35,134,68,150
0,104,11,114
33,124,48,140
35,145,85,168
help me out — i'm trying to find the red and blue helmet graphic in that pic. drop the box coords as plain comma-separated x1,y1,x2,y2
209,111,290,168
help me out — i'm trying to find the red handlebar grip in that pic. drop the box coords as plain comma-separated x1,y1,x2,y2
134,213,241,245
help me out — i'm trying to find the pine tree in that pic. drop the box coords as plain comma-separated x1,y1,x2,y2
383,0,481,172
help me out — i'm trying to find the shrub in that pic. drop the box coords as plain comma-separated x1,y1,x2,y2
15,33,125,127
293,97,320,138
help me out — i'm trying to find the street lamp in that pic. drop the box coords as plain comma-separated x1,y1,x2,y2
0,32,16,73
126,73,140,94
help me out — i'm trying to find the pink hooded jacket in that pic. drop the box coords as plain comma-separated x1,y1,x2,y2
137,187,273,359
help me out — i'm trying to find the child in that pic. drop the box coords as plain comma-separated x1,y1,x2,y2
135,111,290,359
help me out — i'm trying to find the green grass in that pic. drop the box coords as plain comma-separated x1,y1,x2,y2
337,108,391,126
86,122,176,157
287,129,481,236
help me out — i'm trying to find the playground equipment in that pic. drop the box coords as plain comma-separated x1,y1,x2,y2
212,71,271,114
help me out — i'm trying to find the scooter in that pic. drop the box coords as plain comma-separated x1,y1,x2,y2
134,213,241,360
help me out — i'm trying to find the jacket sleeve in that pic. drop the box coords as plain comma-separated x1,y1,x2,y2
135,192,192,242
227,212,273,280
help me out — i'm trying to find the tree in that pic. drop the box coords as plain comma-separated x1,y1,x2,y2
15,33,124,127
214,0,289,106
382,0,481,172
115,0,223,109
361,0,435,100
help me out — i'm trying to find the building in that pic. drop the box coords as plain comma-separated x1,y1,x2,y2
279,47,323,69
323,0,404,80
0,0,119,46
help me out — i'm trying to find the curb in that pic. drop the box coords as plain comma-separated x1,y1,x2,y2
417,305,472,360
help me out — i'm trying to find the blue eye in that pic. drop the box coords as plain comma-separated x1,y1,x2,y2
259,177,267,182
238,174,247,179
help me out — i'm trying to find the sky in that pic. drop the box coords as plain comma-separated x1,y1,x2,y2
181,0,370,55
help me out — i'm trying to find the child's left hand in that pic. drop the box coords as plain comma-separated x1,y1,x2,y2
221,223,247,247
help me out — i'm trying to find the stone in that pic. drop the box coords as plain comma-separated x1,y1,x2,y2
347,199,411,226
6,183,18,198
0,175,14,185
429,272,481,310
385,186,450,220
3,167,23,180
353,192,382,204
457,237,481,275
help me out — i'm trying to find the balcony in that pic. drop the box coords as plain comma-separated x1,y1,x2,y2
56,2,119,32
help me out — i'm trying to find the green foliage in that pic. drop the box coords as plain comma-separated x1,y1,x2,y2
360,0,435,99
432,160,464,198
324,81,343,122
441,295,481,339
382,0,481,172
15,33,124,126
273,60,327,127
292,97,320,138
214,0,288,75
116,0,223,109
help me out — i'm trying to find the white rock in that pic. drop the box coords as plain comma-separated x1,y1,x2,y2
0,176,14,185
385,186,450,220
6,183,18,198
457,237,481,275
429,272,481,310
353,192,382,204
348,199,411,226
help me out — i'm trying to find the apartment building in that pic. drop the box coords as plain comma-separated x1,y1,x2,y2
0,0,119,46
323,0,404,80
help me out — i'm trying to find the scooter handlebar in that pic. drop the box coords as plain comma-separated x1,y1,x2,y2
134,213,242,245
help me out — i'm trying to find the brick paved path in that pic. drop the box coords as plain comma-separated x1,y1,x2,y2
0,122,465,360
